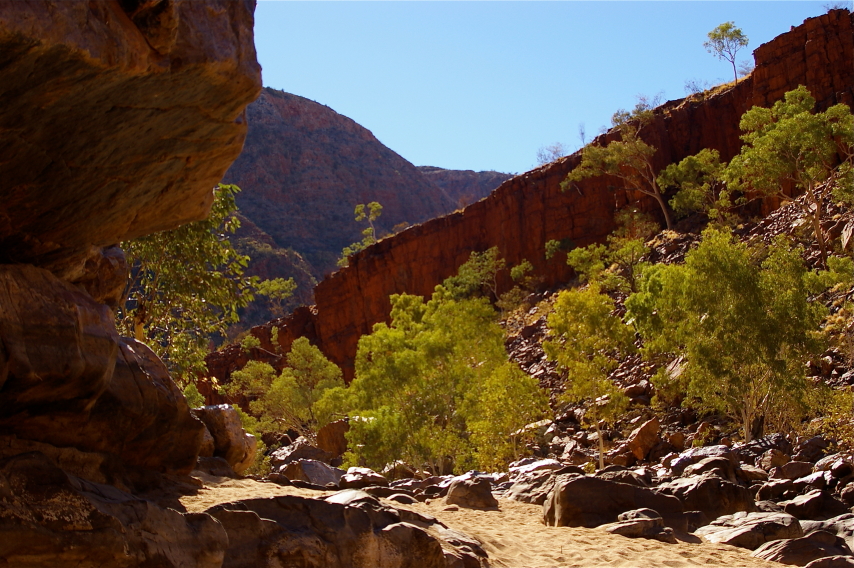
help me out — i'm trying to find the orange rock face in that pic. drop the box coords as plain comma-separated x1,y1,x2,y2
0,0,261,278
208,10,853,385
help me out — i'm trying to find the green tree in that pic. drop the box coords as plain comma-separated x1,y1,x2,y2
564,110,675,230
544,284,634,469
704,22,749,84
255,277,297,319
724,86,854,266
118,184,255,384
223,337,344,441
339,201,383,267
657,148,729,221
552,208,657,293
328,286,549,475
626,228,837,442
443,247,506,301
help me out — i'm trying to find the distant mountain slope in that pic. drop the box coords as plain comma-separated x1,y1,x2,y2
223,88,459,277
417,166,513,208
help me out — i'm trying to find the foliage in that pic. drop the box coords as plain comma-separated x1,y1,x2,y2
626,228,837,442
544,284,634,468
497,259,540,315
537,142,568,166
704,22,749,84
724,86,854,266
118,184,255,385
223,338,344,441
339,202,383,267
255,277,297,319
332,287,549,475
182,383,205,408
658,148,729,221
558,208,657,293
443,247,506,301
564,104,674,230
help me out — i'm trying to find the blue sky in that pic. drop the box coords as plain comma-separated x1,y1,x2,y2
255,1,842,174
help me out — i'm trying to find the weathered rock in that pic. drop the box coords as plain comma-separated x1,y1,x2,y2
657,473,755,521
269,436,334,468
683,456,739,484
773,461,816,480
740,464,771,483
0,452,227,568
794,437,830,463
782,490,851,521
281,459,345,487
446,477,498,509
340,466,390,489
802,514,854,551
192,404,257,474
734,434,794,465
0,264,205,474
504,468,584,505
208,492,483,568
597,469,650,487
695,512,803,550
626,417,661,461
509,458,563,477
0,0,261,273
752,531,853,566
669,445,737,476
804,556,854,568
760,449,792,471
316,419,350,458
196,456,238,478
758,479,799,501
544,476,685,530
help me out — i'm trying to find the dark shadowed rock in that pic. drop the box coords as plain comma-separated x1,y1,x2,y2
782,490,851,521
316,419,350,458
281,459,345,487
269,436,333,468
192,404,257,474
544,476,685,530
752,531,853,566
446,477,498,509
657,474,755,521
0,452,227,568
695,512,803,550
804,555,854,568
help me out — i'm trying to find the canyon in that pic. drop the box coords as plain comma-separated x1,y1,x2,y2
207,8,854,385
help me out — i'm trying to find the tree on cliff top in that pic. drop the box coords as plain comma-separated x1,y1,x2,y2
564,105,675,230
118,184,257,384
338,202,383,267
704,22,749,84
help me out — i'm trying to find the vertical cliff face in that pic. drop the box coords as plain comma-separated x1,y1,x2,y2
0,0,260,475
205,9,854,387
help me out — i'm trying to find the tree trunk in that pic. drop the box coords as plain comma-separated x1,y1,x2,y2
807,183,828,267
596,422,605,470
653,191,675,231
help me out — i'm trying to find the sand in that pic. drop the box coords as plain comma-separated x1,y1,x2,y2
180,476,784,568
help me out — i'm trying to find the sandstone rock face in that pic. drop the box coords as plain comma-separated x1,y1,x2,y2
0,452,227,568
208,493,470,568
0,0,261,275
214,10,854,383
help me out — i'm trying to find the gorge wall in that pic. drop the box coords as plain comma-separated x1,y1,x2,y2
0,1,261,564
207,9,854,386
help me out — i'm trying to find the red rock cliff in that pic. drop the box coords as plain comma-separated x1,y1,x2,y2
207,9,853,386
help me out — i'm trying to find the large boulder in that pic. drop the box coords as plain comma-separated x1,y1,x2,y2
626,417,661,461
282,459,345,487
505,468,584,505
192,405,257,474
270,437,334,468
657,473,755,521
752,531,853,566
544,476,685,530
782,490,851,521
695,512,804,550
0,0,261,273
207,492,486,568
0,265,205,474
316,419,349,458
445,477,498,509
339,467,389,489
0,451,227,568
